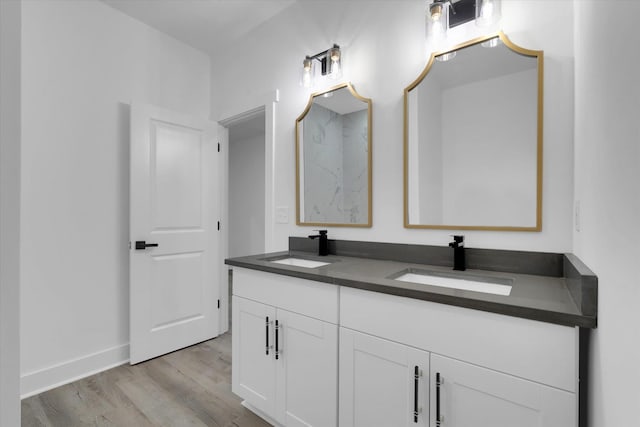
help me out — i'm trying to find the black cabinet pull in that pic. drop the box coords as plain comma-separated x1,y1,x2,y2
265,316,269,355
135,241,158,250
413,366,419,423
275,320,280,360
436,373,443,426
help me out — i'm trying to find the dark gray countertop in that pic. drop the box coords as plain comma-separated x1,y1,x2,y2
225,240,597,329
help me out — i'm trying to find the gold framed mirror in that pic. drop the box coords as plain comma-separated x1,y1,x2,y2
404,32,543,231
296,83,372,227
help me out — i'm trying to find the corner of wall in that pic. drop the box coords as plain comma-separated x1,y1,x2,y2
20,344,130,399
0,0,22,423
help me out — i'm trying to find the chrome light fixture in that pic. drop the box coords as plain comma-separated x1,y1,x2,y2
427,0,501,61
427,0,501,41
300,44,342,88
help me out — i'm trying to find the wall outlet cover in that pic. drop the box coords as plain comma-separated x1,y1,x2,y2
276,206,289,224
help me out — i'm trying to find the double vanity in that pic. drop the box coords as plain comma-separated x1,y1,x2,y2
227,29,596,427
226,237,597,427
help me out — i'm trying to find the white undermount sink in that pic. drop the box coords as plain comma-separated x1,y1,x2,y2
394,271,512,296
270,257,331,268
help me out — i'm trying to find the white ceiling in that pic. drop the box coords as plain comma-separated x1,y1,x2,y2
430,39,538,90
314,86,368,115
101,0,297,55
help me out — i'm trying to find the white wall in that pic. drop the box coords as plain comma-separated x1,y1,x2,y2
211,0,575,253
416,72,443,224
573,1,640,426
229,124,265,258
0,0,22,423
20,0,211,396
441,69,537,226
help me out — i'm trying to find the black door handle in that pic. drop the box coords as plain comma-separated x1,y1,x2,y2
135,241,159,250
413,366,419,423
265,316,270,356
275,320,280,360
436,372,443,426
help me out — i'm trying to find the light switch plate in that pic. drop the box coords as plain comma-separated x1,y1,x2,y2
276,206,289,224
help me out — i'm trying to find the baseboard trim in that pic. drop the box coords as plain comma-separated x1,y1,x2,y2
20,343,130,399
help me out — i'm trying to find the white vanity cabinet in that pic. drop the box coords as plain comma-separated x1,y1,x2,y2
339,286,579,427
232,268,339,427
430,354,575,427
339,328,430,427
232,267,581,427
233,297,277,416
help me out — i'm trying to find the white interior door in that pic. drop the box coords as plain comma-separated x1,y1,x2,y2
130,103,219,364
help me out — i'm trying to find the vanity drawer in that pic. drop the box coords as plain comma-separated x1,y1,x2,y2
232,267,339,324
340,286,578,392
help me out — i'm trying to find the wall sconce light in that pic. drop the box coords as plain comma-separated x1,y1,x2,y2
476,0,501,27
300,44,342,88
428,0,450,41
427,0,501,48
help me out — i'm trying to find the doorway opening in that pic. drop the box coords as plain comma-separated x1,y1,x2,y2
228,113,266,259
218,90,278,333
223,110,267,331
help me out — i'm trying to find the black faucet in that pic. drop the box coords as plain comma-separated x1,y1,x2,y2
448,235,466,271
308,230,329,256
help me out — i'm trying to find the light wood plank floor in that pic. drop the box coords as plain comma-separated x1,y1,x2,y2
21,333,270,427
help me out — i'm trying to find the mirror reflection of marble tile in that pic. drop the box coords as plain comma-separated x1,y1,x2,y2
297,84,371,226
303,104,368,223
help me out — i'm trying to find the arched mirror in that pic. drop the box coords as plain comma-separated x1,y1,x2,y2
404,32,543,231
296,83,372,227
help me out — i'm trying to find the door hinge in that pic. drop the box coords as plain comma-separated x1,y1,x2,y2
217,299,220,309
217,142,220,152
217,221,220,230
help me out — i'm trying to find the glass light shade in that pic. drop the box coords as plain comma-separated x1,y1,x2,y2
435,51,456,62
327,47,342,80
476,0,501,27
300,57,315,88
428,0,449,51
430,3,443,21
481,37,501,48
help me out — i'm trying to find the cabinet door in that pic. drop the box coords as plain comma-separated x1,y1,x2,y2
232,296,277,417
276,309,338,427
340,328,430,427
431,354,576,427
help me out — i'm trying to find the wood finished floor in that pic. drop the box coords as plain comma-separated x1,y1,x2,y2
21,333,270,427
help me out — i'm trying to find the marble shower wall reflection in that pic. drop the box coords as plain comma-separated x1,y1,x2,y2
342,108,368,223
302,104,368,223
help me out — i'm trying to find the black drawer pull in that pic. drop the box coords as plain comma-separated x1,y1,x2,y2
436,373,444,426
275,320,280,360
265,317,269,355
135,241,158,250
414,366,419,423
